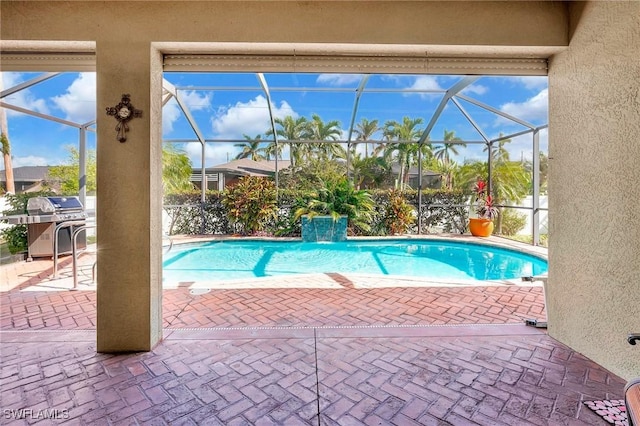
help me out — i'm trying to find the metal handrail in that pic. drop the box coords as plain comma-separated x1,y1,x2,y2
71,224,97,290
52,220,86,279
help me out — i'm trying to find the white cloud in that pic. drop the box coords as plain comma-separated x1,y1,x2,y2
499,88,548,125
403,76,444,99
163,90,211,135
51,73,96,124
211,95,297,140
1,72,50,116
10,155,50,167
409,76,443,91
184,142,232,167
461,84,489,96
508,76,548,91
162,100,182,135
180,90,212,112
316,74,363,86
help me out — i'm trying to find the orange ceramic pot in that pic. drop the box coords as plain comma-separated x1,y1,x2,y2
469,218,494,237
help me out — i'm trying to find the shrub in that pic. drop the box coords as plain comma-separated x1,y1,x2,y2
163,187,470,237
0,191,55,254
294,178,375,232
222,177,278,235
383,189,415,235
499,208,527,236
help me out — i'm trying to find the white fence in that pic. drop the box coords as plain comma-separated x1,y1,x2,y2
516,195,549,235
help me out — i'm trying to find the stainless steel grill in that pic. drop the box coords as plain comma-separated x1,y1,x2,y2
7,196,87,260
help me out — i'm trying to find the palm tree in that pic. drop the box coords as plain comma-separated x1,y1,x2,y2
234,134,267,161
434,129,466,189
307,114,343,160
484,132,511,164
350,152,392,189
162,144,194,193
266,115,310,169
263,139,283,161
0,78,15,194
434,129,464,164
353,118,380,158
382,116,425,189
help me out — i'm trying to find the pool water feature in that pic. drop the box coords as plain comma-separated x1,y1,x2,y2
162,239,548,284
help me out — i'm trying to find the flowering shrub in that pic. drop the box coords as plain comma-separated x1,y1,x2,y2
382,189,415,235
474,180,499,220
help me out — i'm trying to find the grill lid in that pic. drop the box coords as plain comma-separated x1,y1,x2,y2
27,196,84,216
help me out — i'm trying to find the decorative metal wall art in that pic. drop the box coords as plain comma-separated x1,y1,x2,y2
106,94,143,142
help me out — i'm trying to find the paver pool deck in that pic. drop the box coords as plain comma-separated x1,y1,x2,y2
0,236,627,425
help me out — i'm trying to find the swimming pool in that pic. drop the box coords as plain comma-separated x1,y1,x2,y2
162,239,547,283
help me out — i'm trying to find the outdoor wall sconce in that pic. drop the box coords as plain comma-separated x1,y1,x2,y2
106,94,142,142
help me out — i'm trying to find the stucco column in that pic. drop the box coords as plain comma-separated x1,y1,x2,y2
96,41,163,352
548,1,640,379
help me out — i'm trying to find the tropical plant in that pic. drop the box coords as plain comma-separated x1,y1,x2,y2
382,117,427,189
474,180,499,220
162,143,194,193
294,177,375,231
48,146,97,194
266,115,310,169
350,153,393,189
0,190,54,254
0,79,15,194
500,208,527,236
234,134,268,161
277,157,347,191
307,113,343,160
382,189,415,235
434,129,465,190
0,132,14,194
48,144,193,196
353,118,380,158
222,176,278,234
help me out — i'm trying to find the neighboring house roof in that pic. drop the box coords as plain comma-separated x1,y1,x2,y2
191,159,292,178
0,166,50,182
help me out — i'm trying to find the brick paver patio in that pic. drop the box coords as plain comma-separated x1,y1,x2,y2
0,244,628,425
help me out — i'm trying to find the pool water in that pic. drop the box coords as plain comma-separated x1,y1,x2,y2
162,239,548,283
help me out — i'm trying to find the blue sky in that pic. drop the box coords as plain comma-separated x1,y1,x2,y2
1,72,548,169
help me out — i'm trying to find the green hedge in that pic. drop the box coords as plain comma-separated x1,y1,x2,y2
163,188,469,236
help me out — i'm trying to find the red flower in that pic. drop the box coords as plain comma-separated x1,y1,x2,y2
474,180,486,194
474,180,499,219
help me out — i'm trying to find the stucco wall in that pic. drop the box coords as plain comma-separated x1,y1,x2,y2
1,1,567,47
548,1,640,379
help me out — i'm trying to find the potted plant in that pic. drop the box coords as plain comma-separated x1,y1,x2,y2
294,178,374,242
469,180,499,237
